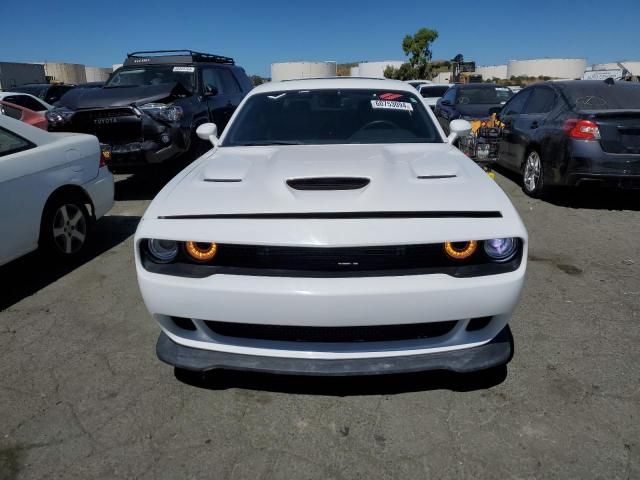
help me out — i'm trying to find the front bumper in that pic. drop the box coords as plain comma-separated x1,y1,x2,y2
157,326,513,375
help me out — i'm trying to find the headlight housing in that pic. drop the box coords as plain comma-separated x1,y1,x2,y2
484,238,518,262
147,239,178,263
138,103,183,122
45,107,75,125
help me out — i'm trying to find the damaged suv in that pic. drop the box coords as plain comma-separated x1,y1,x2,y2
46,50,252,170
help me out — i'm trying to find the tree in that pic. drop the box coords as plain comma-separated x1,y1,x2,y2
250,75,265,86
402,28,439,69
384,27,439,80
452,53,464,64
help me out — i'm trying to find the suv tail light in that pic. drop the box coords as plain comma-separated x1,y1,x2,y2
99,150,108,168
564,119,601,140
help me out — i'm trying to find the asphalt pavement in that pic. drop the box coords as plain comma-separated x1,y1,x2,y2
1,170,638,479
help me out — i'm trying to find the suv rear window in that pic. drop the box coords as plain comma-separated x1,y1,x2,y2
420,86,449,98
565,83,640,110
457,87,508,105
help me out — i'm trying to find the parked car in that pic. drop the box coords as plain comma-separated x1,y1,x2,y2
0,100,48,130
0,92,53,111
496,80,640,197
135,78,527,377
418,84,451,110
435,84,513,134
0,115,114,266
7,83,76,105
407,80,433,89
46,50,253,171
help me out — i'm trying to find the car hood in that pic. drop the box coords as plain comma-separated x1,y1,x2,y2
146,143,514,220
455,103,503,119
56,82,191,109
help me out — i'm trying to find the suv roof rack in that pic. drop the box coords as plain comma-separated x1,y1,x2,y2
124,50,235,67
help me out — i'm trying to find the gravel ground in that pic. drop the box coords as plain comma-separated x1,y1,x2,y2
1,171,638,480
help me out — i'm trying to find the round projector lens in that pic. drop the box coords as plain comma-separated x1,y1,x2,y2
484,238,518,262
147,239,178,263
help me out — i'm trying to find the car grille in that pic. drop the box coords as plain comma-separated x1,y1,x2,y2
209,243,485,272
70,107,142,144
202,320,458,343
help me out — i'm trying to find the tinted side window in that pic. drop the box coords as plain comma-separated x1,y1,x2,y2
442,88,456,103
202,67,223,95
502,90,531,115
220,69,241,95
524,88,556,114
6,95,46,111
0,127,34,157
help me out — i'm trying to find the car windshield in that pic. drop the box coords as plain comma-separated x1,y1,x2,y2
420,86,449,98
565,83,640,110
105,66,195,92
223,89,442,146
456,87,508,105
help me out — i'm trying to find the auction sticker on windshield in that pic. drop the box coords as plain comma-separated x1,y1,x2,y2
371,100,413,111
173,66,195,72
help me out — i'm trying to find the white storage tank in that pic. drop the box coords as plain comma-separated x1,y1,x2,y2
350,66,360,77
85,66,112,82
271,62,337,82
507,58,586,79
475,64,508,80
43,62,87,84
357,61,404,79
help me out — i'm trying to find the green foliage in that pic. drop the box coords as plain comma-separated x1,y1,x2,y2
383,26,440,81
384,63,418,81
452,53,464,63
250,75,266,86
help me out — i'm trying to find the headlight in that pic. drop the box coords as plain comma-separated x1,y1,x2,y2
147,239,178,263
484,238,518,262
139,103,183,122
185,241,217,262
444,240,477,260
45,107,74,124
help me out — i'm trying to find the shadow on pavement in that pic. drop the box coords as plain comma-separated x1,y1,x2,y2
493,164,640,211
114,162,190,202
0,215,140,311
174,365,508,395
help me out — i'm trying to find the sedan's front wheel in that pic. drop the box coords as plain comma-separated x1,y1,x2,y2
40,195,91,259
522,150,546,198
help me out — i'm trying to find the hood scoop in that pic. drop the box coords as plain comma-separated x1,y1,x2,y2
286,177,370,191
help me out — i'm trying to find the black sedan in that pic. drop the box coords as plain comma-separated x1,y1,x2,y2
496,80,640,197
434,83,512,134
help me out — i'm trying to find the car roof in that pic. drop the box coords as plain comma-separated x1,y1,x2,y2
251,77,418,95
455,83,498,89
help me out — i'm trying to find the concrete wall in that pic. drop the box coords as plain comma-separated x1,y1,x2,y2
85,66,112,82
0,62,46,89
475,64,508,80
350,66,360,77
271,62,337,82
357,61,404,79
507,58,586,79
43,62,87,84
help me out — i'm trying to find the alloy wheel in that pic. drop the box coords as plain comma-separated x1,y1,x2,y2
523,151,542,193
52,204,87,254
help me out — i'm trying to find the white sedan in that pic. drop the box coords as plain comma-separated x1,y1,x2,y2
135,78,527,376
0,115,114,266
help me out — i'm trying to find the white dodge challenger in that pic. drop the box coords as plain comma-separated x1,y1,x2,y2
135,78,527,376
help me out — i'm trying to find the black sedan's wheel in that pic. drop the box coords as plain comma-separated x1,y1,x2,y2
522,150,546,198
40,195,91,259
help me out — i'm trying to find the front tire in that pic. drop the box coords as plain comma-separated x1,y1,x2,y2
522,149,546,198
40,194,91,260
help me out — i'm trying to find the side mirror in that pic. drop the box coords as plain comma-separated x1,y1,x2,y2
447,119,472,144
488,106,502,116
196,123,219,148
203,85,219,97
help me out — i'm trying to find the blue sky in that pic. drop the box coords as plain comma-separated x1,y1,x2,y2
1,0,638,76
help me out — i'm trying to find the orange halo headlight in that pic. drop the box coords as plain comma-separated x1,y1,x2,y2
444,240,477,260
185,241,218,261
